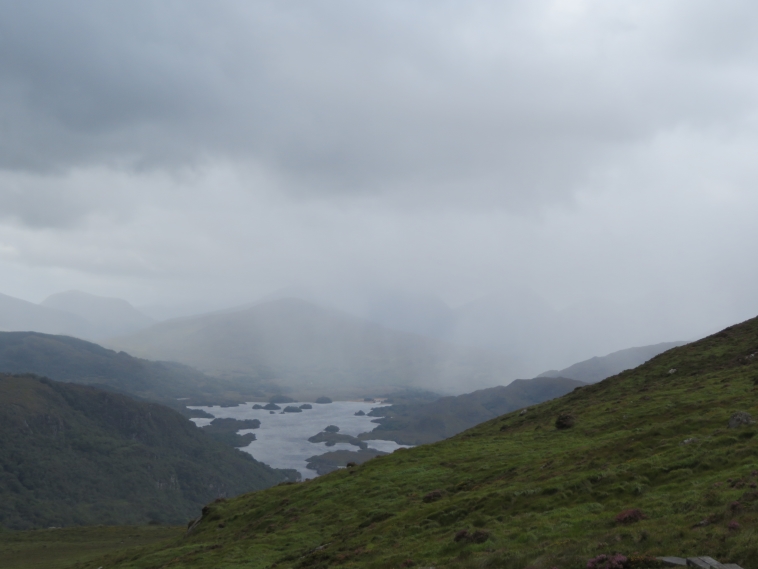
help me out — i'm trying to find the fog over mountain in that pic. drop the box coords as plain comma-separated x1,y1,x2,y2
41,290,153,339
1,2,758,386
536,341,687,384
109,297,514,397
0,293,91,337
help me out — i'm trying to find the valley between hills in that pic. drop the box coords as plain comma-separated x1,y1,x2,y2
2,290,750,569
57,313,758,569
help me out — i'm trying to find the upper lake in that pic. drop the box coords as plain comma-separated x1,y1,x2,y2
190,400,410,479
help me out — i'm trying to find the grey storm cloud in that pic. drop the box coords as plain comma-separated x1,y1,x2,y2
1,0,758,379
1,0,757,215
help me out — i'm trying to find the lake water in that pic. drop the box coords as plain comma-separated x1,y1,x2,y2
189,401,410,479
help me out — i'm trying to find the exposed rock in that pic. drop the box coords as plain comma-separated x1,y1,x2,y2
728,411,754,429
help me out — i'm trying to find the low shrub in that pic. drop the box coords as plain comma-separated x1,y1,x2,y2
556,414,576,430
423,490,443,503
615,508,645,524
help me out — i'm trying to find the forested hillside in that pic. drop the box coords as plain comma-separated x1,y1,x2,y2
0,374,296,530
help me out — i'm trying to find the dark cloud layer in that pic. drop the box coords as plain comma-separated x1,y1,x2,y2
2,1,757,213
1,1,758,377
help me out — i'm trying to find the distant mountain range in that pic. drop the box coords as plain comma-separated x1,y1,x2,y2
251,287,704,379
0,289,690,399
0,373,294,529
0,291,153,341
359,376,586,445
0,293,91,338
41,290,154,338
0,331,278,408
108,298,514,399
536,341,687,383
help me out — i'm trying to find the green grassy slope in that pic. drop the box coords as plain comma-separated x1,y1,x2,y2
0,374,294,530
0,331,274,407
78,315,758,569
0,525,182,569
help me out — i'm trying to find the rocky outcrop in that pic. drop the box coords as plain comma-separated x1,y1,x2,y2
728,411,754,429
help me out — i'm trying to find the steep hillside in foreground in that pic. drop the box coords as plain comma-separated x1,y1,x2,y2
0,374,296,530
538,341,687,383
83,314,758,569
108,298,514,398
0,331,274,408
362,376,586,445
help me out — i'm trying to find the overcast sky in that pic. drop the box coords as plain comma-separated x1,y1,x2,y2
1,1,757,351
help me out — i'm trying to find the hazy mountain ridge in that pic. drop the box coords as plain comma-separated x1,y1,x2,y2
0,291,154,342
536,341,687,383
0,293,92,338
109,297,515,398
249,288,697,380
41,290,154,339
0,373,294,530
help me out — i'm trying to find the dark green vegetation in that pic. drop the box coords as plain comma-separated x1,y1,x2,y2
362,376,585,445
0,525,182,569
0,374,295,530
108,298,513,399
308,431,368,449
0,331,274,409
200,418,260,448
538,342,687,384
79,314,758,568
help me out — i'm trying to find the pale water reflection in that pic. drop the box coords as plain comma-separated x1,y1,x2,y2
189,401,411,479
